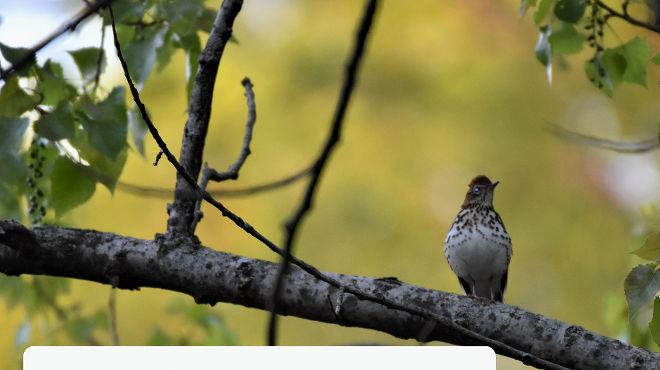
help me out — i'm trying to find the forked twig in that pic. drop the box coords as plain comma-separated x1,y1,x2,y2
191,77,256,232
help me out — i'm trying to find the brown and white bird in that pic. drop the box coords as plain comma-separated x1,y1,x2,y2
444,175,512,303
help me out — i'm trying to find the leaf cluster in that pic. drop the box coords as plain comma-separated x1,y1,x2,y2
0,0,238,360
523,0,656,96
0,0,223,224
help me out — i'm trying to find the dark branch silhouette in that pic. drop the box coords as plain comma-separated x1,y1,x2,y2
595,0,660,34
267,0,378,346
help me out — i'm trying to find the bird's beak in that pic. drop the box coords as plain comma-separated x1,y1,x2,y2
490,181,500,190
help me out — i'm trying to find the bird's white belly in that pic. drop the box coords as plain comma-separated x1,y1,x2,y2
450,234,508,281
444,211,511,282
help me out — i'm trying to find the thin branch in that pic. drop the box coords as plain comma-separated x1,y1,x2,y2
595,0,660,34
113,166,311,198
207,78,257,182
544,120,659,153
0,0,117,81
108,287,119,346
110,5,566,368
92,22,106,92
267,0,378,347
191,77,256,232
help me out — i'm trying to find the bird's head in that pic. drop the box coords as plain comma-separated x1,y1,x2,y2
461,175,499,208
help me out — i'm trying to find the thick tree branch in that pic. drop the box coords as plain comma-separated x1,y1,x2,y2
0,220,657,370
168,0,244,235
268,0,378,346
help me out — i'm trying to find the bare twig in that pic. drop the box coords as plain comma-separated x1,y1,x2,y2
191,77,256,232
153,149,164,166
0,0,117,81
544,120,659,153
267,0,378,347
110,5,566,369
92,22,106,92
114,165,311,198
595,0,660,34
207,78,257,182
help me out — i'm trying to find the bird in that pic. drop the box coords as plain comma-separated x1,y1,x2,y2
443,175,512,303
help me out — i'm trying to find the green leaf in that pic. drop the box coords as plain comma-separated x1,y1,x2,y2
631,233,660,261
66,317,97,343
93,309,109,330
128,104,149,157
179,30,202,101
0,75,36,117
0,152,29,203
650,297,660,348
606,37,651,87
535,25,552,84
33,101,76,141
195,8,218,33
159,0,205,25
102,0,148,26
155,30,176,73
76,136,128,194
0,182,22,221
554,0,587,24
533,0,553,25
196,319,238,346
123,27,168,91
548,22,582,55
114,24,136,47
78,86,128,161
50,157,96,217
147,326,177,346
68,47,106,86
601,52,626,89
651,51,660,66
34,60,77,106
0,116,29,158
585,54,619,97
0,42,36,76
625,264,660,320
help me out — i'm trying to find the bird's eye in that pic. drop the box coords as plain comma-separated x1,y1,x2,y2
472,186,480,193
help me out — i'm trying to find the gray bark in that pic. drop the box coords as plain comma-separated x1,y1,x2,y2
0,219,656,370
168,0,244,235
